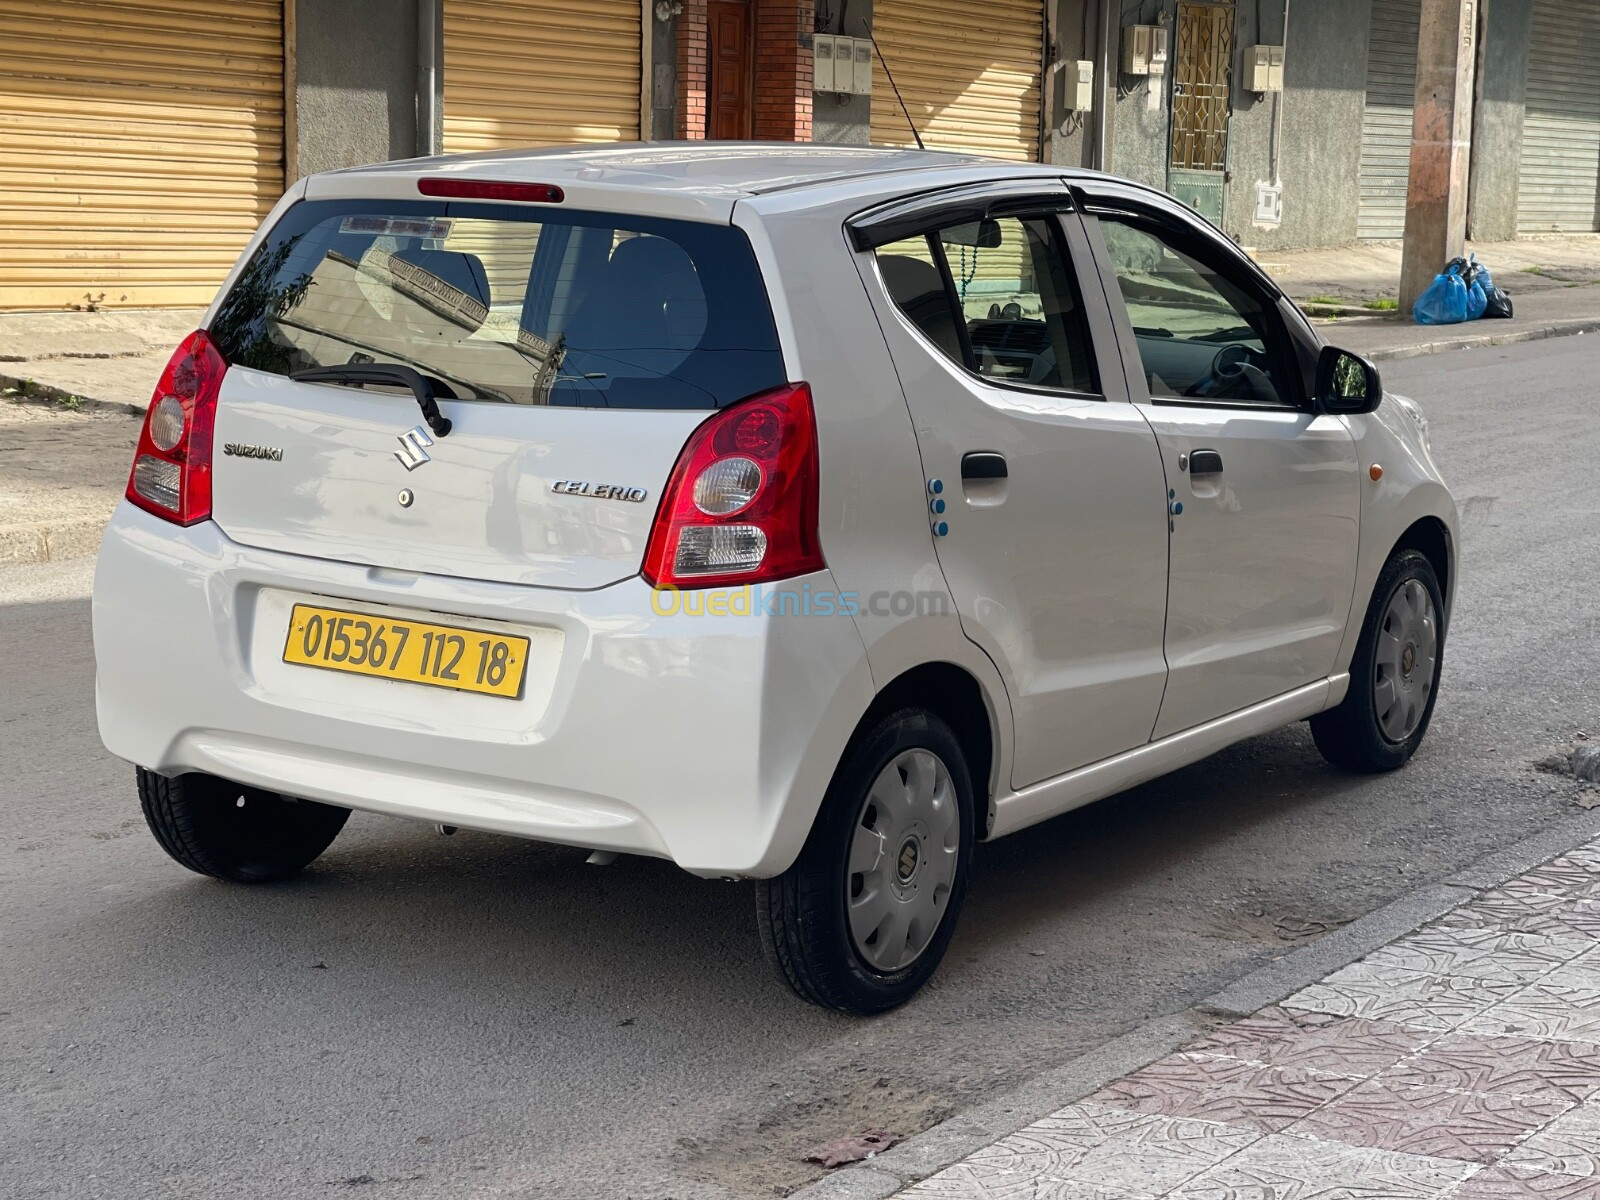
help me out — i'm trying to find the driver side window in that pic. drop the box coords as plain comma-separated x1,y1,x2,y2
1099,216,1287,407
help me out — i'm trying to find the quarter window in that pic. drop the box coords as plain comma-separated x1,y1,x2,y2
1098,216,1289,407
874,215,1099,395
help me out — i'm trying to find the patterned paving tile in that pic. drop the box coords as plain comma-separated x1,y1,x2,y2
1184,1007,1431,1078
1284,962,1521,1033
900,1160,1159,1199
1447,1165,1600,1198
1089,1052,1360,1133
1438,894,1600,940
934,1102,1259,1197
1289,1077,1573,1164
1169,1132,1476,1199
1504,1105,1600,1179
1382,1032,1600,1103
1362,929,1590,987
1463,973,1600,1046
1548,846,1600,875
1515,861,1600,898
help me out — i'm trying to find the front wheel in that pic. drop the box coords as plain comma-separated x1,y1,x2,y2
757,709,975,1014
138,768,350,883
1311,549,1446,772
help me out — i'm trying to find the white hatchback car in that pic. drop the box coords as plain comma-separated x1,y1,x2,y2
95,146,1457,1012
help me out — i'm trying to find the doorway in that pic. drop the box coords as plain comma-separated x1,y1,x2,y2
1168,0,1235,225
707,0,753,139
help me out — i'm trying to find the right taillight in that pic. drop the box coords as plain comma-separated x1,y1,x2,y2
642,382,824,590
126,330,227,526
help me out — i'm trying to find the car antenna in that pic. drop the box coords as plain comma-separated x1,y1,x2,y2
868,31,925,150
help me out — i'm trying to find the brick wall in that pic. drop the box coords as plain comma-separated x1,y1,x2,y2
677,0,708,140
676,0,812,141
752,0,812,141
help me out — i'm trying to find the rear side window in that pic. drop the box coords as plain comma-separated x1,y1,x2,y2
211,199,785,410
874,215,1098,395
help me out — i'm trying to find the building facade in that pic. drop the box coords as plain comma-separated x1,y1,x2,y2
1,0,1596,309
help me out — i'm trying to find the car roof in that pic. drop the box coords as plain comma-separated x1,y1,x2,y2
319,141,1077,198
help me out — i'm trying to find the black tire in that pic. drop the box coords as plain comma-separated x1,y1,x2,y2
137,768,350,883
1311,549,1446,773
757,708,975,1014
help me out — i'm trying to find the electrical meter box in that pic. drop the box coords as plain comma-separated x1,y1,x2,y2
813,35,873,96
1244,44,1285,92
813,35,840,94
1067,59,1095,111
1121,25,1169,76
852,37,873,95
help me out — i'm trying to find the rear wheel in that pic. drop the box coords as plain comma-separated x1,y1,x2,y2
137,768,350,883
1311,549,1445,772
758,709,975,1014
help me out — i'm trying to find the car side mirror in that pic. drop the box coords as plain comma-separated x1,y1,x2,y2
1314,345,1383,415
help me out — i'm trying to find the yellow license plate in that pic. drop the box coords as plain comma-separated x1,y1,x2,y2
282,603,530,699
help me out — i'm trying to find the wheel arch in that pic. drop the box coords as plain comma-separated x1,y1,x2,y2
851,662,1001,838
1391,516,1454,627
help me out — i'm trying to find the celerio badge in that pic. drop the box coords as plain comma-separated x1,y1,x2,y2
550,480,648,503
395,426,434,471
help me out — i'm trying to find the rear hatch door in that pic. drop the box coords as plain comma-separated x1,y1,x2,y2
207,197,785,589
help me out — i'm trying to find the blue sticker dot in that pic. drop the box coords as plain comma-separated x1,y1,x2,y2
928,479,944,495
934,521,949,537
931,498,946,514
1169,488,1176,500
1172,501,1184,515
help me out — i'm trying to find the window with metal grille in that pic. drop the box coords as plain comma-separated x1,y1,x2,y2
1170,2,1235,172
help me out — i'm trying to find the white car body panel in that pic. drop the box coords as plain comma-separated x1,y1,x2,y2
1136,405,1361,738
95,144,1458,880
211,368,704,590
94,505,873,877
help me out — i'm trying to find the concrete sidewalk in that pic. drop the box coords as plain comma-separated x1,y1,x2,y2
803,818,1600,1200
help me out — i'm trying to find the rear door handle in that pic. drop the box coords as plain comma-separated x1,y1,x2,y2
961,452,1008,481
1187,449,1224,475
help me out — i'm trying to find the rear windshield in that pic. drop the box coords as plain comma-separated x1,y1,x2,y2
210,199,785,410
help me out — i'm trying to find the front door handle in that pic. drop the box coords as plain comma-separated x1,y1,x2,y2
1187,449,1224,475
961,451,1008,481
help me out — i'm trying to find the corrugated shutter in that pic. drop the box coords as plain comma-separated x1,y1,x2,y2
870,0,1043,161
1517,0,1600,234
442,0,641,154
0,0,285,310
1356,0,1420,240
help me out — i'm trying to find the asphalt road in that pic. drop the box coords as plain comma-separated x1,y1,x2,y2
4,336,1598,1200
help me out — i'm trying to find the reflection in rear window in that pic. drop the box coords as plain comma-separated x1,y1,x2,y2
210,199,785,410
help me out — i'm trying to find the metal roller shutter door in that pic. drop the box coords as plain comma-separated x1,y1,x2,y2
870,0,1044,162
1356,0,1421,240
0,0,285,311
442,0,641,154
1517,0,1600,234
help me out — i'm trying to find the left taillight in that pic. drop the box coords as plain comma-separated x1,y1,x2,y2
126,330,227,526
642,382,825,590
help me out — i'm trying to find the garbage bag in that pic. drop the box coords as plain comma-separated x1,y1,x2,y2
1483,285,1514,319
1414,270,1469,325
1465,276,1488,320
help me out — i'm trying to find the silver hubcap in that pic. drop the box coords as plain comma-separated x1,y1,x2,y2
846,748,960,973
1374,578,1437,744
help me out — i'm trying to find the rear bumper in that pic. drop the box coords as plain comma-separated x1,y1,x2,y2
92,504,874,877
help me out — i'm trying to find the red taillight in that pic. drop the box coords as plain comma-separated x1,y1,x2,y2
125,330,227,526
417,179,565,204
642,383,824,590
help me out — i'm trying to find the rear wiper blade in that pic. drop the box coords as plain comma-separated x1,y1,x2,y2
291,363,455,437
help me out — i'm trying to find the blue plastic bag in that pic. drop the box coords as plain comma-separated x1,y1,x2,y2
1465,276,1488,320
1414,270,1469,325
